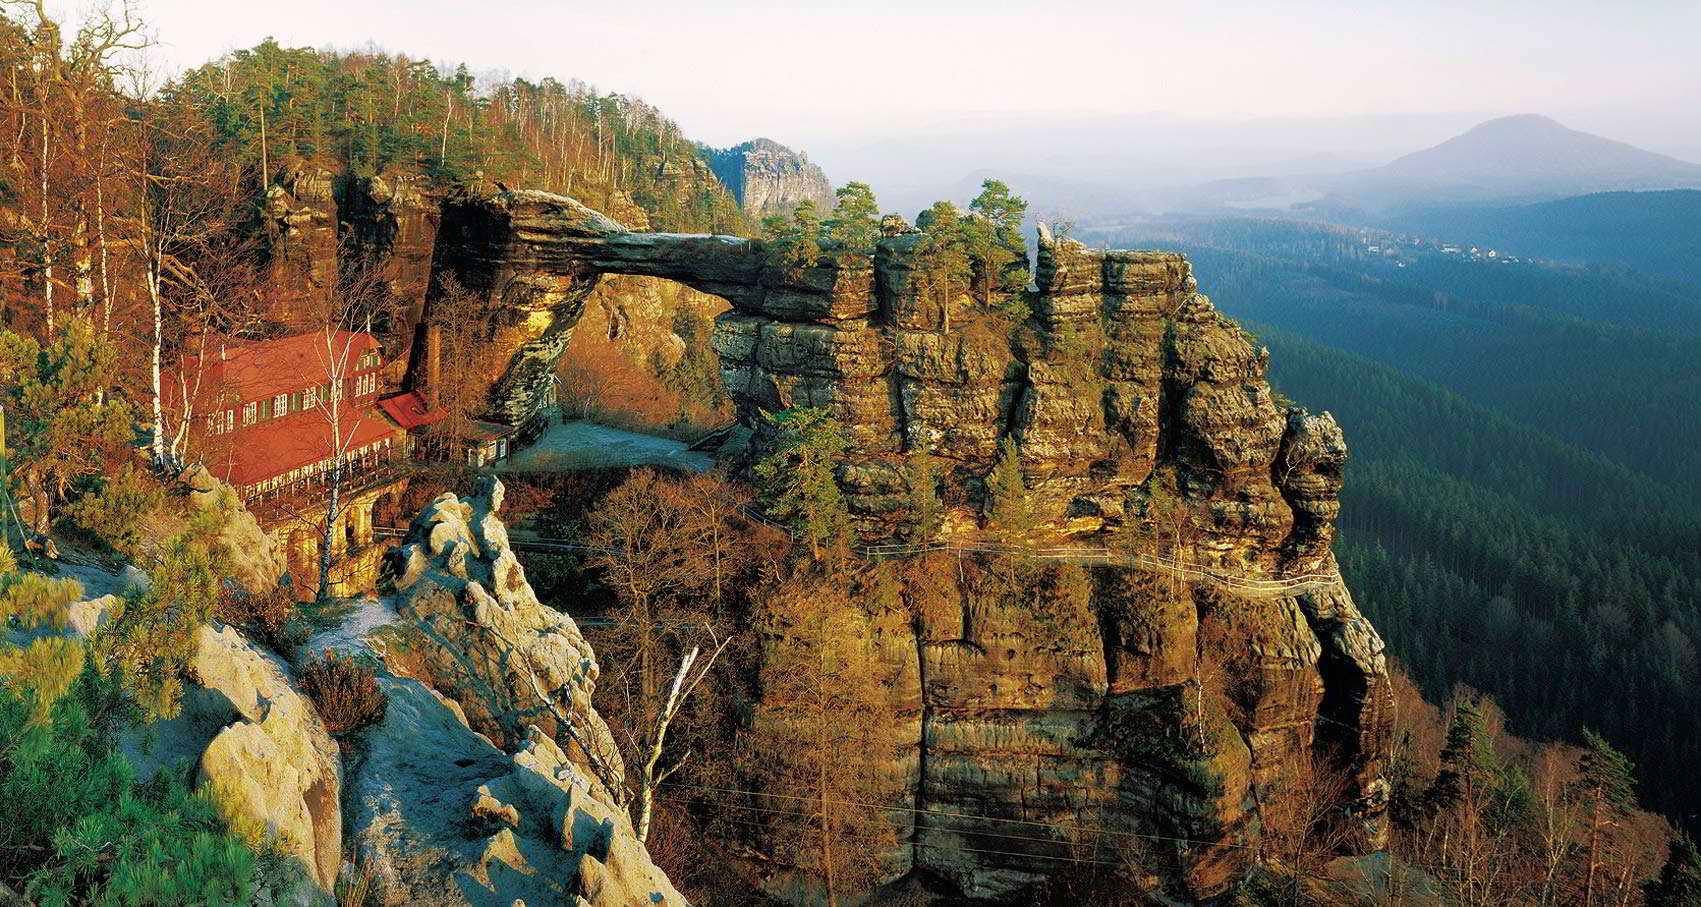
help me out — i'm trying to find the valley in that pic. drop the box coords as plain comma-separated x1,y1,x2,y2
0,5,1698,907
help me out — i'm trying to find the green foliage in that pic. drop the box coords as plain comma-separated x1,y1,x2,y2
1212,314,1701,826
65,466,168,562
825,182,881,257
915,201,972,302
0,317,134,530
0,675,257,904
1426,697,1495,813
1575,727,1638,812
984,436,1032,537
0,542,87,722
1421,696,1532,828
752,407,851,559
964,178,1030,293
93,509,231,722
1645,831,1701,906
903,448,945,543
174,39,752,233
762,200,824,272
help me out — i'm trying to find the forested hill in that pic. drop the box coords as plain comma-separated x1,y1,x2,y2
1386,190,1701,287
1105,219,1701,492
175,39,754,234
1254,327,1701,827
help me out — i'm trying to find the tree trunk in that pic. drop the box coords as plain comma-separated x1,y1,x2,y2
318,460,342,600
1584,790,1601,907
40,114,53,334
149,266,165,466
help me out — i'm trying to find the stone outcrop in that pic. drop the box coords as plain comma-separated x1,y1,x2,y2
365,475,684,906
192,625,344,893
418,189,1391,900
340,170,442,371
118,622,343,898
180,464,289,595
705,138,833,216
260,160,342,322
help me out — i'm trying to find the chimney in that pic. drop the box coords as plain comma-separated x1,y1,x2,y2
424,322,442,409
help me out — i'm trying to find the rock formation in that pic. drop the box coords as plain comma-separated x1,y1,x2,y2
366,475,684,906
705,138,833,216
191,625,344,893
259,160,342,322
422,188,1393,901
339,170,442,370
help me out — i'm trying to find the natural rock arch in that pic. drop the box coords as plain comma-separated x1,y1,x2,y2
418,188,847,427
413,188,1394,899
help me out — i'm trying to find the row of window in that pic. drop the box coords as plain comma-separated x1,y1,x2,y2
207,371,382,436
246,436,396,497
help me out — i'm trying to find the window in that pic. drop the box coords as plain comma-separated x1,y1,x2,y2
302,386,318,409
206,413,219,434
224,409,234,432
242,402,258,426
274,392,288,416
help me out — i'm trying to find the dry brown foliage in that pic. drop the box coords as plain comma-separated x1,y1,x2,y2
215,585,305,652
300,649,388,735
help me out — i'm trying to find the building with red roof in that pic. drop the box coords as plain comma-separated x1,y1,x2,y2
162,330,424,500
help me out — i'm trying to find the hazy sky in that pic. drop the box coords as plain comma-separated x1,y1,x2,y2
68,0,1701,162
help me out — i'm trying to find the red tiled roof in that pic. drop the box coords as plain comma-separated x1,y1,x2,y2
199,400,399,488
377,391,445,431
162,330,382,412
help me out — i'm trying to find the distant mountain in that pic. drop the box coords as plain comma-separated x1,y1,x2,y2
1390,189,1701,287
1368,114,1701,199
703,137,833,217
1170,115,1701,215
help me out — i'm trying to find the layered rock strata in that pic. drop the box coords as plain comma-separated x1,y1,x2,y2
422,188,1392,900
705,137,833,216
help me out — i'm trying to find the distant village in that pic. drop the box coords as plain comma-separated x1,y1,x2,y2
1355,231,1526,267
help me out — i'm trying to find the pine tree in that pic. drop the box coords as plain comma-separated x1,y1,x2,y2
93,507,231,721
1574,727,1638,907
1427,697,1497,816
964,178,1030,293
985,436,1032,538
753,407,851,560
786,200,824,270
904,447,944,543
825,182,880,257
0,540,87,722
1645,832,1701,906
0,316,133,532
0,677,257,903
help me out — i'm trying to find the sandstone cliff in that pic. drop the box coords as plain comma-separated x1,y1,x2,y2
368,476,685,906
31,471,686,906
420,188,1393,901
705,138,833,216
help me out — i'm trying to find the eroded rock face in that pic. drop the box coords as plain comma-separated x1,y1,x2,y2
422,190,1393,900
796,556,1390,902
260,160,341,323
191,625,343,893
340,170,442,369
369,475,685,906
705,138,833,216
180,464,288,595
